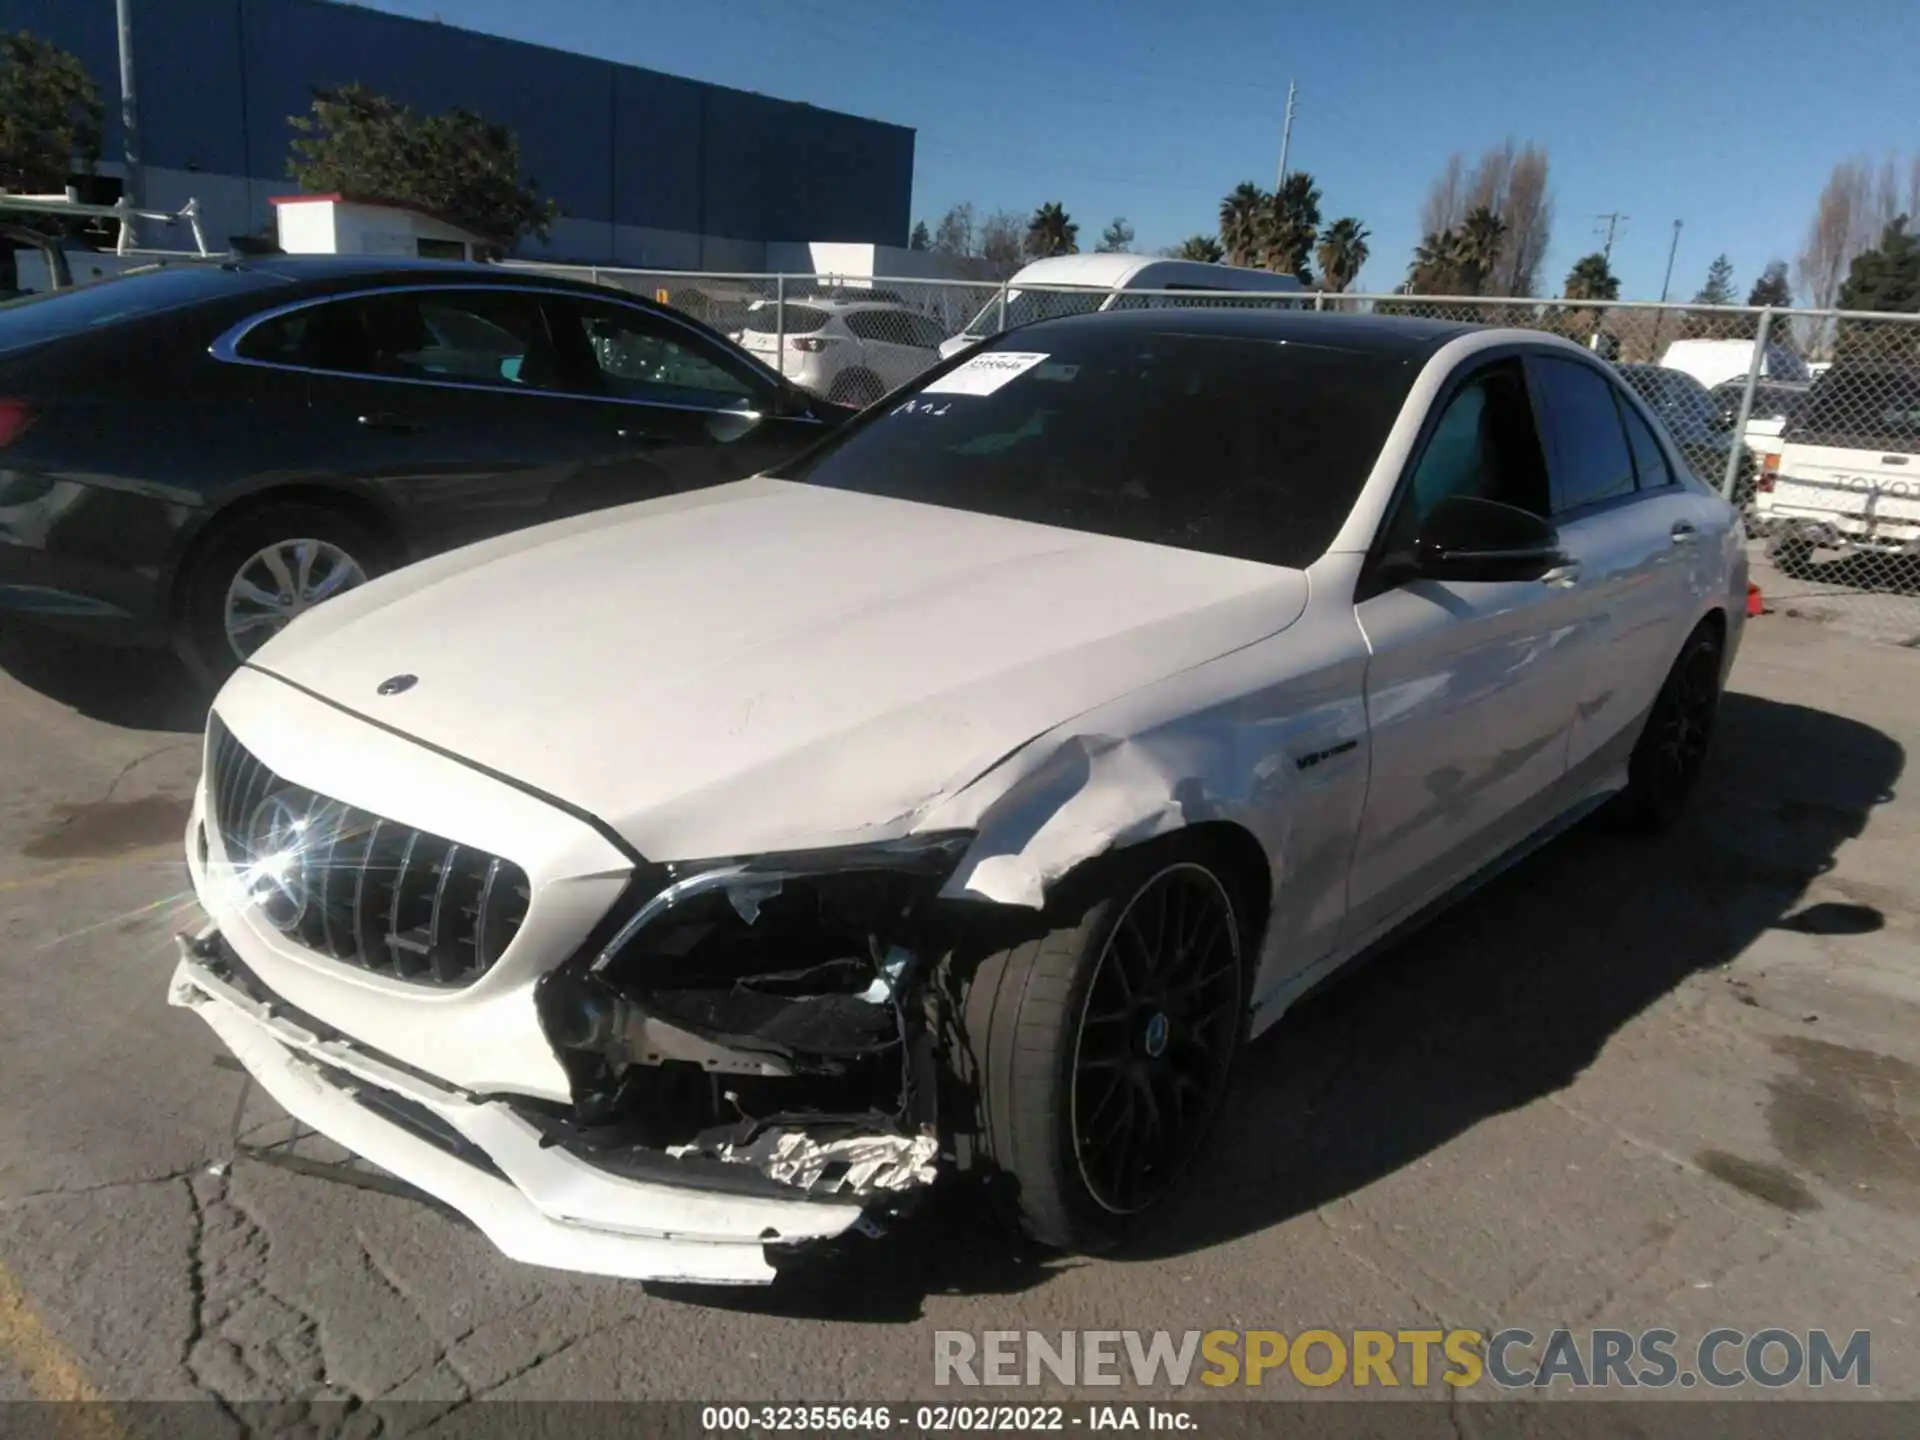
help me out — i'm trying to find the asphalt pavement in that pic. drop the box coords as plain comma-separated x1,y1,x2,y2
2,602,1917,1428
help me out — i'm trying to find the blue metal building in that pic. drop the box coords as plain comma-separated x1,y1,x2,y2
1,0,916,267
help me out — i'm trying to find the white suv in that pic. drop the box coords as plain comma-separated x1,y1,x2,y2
732,295,947,407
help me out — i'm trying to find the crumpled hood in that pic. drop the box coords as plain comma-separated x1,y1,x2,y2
247,477,1309,861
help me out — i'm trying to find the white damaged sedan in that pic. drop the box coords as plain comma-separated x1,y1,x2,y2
172,309,1747,1284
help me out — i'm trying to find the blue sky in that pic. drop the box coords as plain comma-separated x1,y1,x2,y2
359,0,1914,300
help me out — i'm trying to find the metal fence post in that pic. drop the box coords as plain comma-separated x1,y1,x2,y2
773,274,786,380
995,280,1009,335
1722,307,1775,500
1314,291,1326,311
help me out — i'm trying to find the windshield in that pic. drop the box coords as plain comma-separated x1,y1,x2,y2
740,301,831,335
0,263,282,355
1788,368,1920,454
1621,367,1719,431
775,324,1416,569
960,286,1109,338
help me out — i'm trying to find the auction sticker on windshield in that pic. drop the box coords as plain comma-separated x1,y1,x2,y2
923,351,1051,396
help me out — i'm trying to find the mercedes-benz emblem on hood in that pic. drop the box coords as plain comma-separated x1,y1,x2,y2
377,674,418,696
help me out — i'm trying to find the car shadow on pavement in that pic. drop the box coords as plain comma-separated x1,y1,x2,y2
1131,690,1905,1262
0,626,207,733
650,691,1902,1318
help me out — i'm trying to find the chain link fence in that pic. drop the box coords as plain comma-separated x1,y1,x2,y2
517,262,1920,645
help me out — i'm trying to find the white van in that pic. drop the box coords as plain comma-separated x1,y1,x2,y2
1658,337,1810,393
939,253,1307,358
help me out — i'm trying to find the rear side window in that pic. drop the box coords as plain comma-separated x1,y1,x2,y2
1788,368,1920,454
1534,356,1638,511
777,328,1416,569
1618,399,1675,488
239,290,559,389
744,303,830,335
0,263,283,355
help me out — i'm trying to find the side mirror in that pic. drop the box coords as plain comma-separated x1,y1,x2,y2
1410,496,1565,583
772,382,816,419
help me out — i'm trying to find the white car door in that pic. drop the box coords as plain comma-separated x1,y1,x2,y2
1527,353,1700,782
1345,354,1589,949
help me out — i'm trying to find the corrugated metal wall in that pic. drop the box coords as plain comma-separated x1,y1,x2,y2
0,0,914,248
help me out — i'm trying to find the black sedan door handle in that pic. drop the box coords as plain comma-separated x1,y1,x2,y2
1671,521,1698,543
357,411,426,434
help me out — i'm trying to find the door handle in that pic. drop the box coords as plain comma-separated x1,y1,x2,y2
1540,561,1581,588
357,412,425,434
1670,521,1698,543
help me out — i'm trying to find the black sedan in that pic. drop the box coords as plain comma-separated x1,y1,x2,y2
0,256,851,680
1614,362,1756,507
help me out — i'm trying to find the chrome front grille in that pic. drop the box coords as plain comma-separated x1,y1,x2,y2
205,714,530,987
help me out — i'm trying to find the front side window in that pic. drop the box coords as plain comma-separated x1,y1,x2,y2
775,327,1416,569
1534,355,1638,511
552,299,760,409
1382,358,1550,554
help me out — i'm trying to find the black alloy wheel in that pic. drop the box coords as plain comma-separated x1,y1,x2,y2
1617,625,1724,831
1068,862,1244,1216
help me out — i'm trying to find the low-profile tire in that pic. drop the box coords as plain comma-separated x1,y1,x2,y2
960,840,1249,1253
1613,622,1724,833
828,368,885,408
175,502,388,687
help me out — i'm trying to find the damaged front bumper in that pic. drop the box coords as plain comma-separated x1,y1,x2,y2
168,926,935,1286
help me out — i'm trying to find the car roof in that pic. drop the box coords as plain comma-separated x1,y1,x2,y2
1006,252,1303,293
220,254,637,299
1012,305,1476,357
750,294,907,311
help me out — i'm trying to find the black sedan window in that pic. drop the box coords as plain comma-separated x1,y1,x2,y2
776,328,1416,568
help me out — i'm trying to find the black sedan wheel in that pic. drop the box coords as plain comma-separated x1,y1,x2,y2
1615,623,1724,831
962,843,1248,1252
177,502,387,685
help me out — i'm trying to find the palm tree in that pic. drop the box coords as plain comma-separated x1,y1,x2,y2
1218,183,1268,268
1261,172,1322,280
1023,202,1079,260
1457,205,1507,295
1407,229,1466,294
1564,251,1620,301
1315,217,1370,292
1172,234,1225,263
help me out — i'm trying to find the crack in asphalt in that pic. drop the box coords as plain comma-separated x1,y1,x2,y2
1,1165,208,1208
180,1166,370,1425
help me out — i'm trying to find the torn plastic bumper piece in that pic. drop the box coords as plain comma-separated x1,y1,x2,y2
669,1127,939,1196
167,926,876,1285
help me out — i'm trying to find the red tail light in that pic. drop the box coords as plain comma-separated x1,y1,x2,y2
0,398,35,448
1757,452,1779,493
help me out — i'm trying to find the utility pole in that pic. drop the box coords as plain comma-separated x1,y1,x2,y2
1651,219,1683,357
1594,211,1627,264
1275,80,1298,189
1657,218,1683,304
115,0,142,246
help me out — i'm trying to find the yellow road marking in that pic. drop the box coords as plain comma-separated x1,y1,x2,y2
0,1258,128,1438
0,845,181,895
